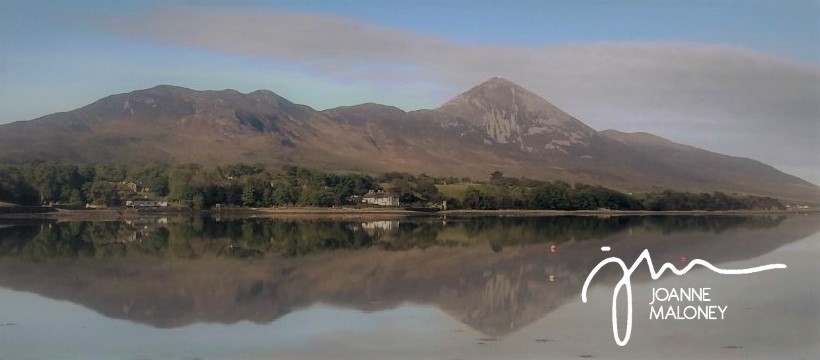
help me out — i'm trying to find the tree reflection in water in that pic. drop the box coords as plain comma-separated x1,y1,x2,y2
0,214,813,337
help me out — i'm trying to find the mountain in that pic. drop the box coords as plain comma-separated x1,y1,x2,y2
438,77,597,153
0,85,367,167
0,78,817,201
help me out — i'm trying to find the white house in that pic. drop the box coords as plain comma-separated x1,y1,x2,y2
361,190,400,207
125,199,169,208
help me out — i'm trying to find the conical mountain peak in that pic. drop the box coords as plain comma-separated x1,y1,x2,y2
478,76,525,88
437,78,596,152
448,77,538,103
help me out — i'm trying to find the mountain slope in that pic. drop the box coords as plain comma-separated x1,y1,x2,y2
598,130,818,200
438,77,597,154
0,78,816,201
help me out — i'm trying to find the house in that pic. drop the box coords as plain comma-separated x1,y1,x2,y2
361,190,400,207
122,181,138,192
125,198,169,208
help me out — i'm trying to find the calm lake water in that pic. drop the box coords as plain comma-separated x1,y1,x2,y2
0,214,818,360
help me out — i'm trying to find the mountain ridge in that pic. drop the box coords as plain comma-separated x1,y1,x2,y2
0,77,816,201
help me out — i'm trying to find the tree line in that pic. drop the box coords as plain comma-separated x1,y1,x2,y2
457,173,783,211
0,163,783,211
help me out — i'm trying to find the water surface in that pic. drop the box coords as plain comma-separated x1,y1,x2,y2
0,215,817,359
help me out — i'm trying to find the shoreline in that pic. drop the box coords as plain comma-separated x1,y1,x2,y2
440,209,820,216
0,206,816,221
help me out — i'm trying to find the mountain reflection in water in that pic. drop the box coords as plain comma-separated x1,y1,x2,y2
0,215,816,339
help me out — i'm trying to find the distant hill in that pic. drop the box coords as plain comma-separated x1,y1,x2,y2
0,78,816,201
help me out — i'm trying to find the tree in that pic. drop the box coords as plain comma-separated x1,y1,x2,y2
67,189,85,205
241,182,257,206
192,193,205,209
462,187,497,210
84,182,124,206
0,167,39,205
169,183,197,202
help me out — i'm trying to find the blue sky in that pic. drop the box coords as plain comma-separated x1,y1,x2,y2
0,0,818,182
6,0,817,57
1,0,817,120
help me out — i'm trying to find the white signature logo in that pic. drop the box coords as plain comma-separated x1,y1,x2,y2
581,247,786,346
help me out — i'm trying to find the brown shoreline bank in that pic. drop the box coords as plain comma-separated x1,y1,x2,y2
0,206,816,221
441,209,820,216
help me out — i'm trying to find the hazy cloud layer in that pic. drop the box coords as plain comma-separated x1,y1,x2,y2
110,8,819,183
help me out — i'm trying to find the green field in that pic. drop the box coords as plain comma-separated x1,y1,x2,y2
435,183,481,199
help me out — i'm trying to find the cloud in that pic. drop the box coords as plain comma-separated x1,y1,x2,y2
108,8,819,183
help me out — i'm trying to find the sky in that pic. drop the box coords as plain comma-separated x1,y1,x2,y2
1,0,818,183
